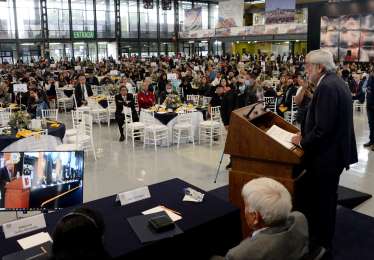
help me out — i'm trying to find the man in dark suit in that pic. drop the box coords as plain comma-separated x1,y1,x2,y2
292,49,358,258
0,161,14,208
75,75,93,107
364,71,374,148
115,85,138,142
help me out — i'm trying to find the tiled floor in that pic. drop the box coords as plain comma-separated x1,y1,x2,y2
0,109,373,224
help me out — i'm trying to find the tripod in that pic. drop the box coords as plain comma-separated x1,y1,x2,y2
214,151,225,183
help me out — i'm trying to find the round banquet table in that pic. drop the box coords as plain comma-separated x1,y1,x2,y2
140,110,204,146
0,122,66,151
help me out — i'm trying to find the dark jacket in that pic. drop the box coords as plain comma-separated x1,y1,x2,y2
75,84,93,107
301,72,358,171
366,75,374,108
221,89,238,126
114,93,139,122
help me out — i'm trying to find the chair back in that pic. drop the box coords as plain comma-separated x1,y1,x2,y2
0,111,11,126
210,106,221,123
42,109,58,121
264,97,277,113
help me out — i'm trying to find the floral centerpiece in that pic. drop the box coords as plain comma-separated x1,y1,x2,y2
8,111,31,130
163,94,182,111
106,84,119,96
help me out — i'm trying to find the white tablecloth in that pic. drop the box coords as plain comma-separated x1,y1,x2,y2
140,111,204,145
2,135,62,152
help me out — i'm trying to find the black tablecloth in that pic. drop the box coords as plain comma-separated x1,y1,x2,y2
0,123,66,151
154,112,178,125
63,89,74,97
0,178,241,259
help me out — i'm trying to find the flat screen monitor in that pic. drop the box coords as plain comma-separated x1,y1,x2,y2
0,151,84,211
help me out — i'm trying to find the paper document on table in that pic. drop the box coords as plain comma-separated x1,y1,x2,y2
266,125,295,150
17,232,52,250
142,206,182,222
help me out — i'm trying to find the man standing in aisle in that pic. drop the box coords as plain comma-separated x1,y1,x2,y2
291,49,357,258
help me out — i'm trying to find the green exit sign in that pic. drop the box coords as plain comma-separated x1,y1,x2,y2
73,31,94,39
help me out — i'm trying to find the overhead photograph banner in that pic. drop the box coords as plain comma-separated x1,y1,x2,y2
216,0,244,28
184,7,202,31
265,0,296,24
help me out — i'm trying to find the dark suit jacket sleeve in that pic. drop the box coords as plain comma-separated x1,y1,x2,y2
300,83,338,150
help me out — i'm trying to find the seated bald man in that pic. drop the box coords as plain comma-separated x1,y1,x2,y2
211,177,309,260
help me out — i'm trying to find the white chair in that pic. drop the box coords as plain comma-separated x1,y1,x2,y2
353,100,366,112
202,96,212,107
57,114,97,160
284,96,298,125
198,106,222,146
133,93,139,113
107,95,116,127
173,112,194,148
124,107,145,149
56,88,74,112
186,95,200,106
143,110,169,151
263,97,277,113
0,111,11,126
41,109,58,121
91,85,99,96
88,99,108,128
65,110,85,137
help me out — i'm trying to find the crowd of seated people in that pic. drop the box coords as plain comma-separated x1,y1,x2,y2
0,53,371,126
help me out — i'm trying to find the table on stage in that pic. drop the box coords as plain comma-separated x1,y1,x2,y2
0,178,242,259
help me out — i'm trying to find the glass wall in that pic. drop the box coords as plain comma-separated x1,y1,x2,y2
47,0,70,38
73,42,88,59
208,3,218,29
120,42,140,57
71,0,95,32
159,1,175,38
49,42,73,61
139,3,158,38
19,43,42,63
96,0,115,38
0,0,16,39
120,0,138,38
0,43,16,64
16,0,42,39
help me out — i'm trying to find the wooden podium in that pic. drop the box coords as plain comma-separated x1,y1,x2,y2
224,104,304,236
4,178,30,209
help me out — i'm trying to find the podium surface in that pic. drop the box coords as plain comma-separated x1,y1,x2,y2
224,104,304,236
4,178,30,209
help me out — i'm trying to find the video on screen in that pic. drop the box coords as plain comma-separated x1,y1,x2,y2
0,151,84,211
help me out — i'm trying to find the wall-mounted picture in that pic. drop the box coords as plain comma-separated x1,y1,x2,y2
320,31,339,47
339,47,359,62
321,16,340,32
360,31,374,46
340,30,360,48
321,47,339,61
340,15,360,31
360,46,374,62
361,14,374,31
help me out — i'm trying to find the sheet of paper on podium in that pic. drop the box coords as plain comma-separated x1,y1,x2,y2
266,125,295,150
142,206,182,222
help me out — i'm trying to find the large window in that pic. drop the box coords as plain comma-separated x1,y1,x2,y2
139,3,157,38
209,3,218,29
71,0,95,32
120,0,138,38
159,0,175,38
0,0,15,39
96,0,115,38
49,42,73,61
47,0,70,38
17,0,42,39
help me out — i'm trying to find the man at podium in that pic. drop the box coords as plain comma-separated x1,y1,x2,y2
291,49,358,257
0,160,14,208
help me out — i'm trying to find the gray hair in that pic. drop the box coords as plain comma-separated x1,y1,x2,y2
306,49,336,72
241,177,292,226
